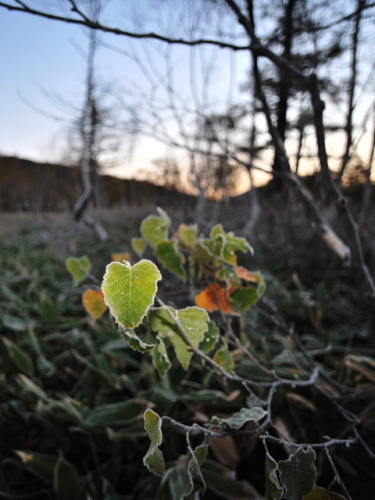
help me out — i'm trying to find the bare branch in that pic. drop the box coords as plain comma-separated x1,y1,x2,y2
0,1,250,51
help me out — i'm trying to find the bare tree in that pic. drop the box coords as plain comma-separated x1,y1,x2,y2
2,0,375,313
338,0,367,180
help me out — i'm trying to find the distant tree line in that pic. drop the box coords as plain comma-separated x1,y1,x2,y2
0,156,195,212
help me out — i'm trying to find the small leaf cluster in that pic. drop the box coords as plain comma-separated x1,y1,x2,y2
1,211,374,499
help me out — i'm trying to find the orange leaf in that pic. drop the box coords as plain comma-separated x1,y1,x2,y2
195,283,234,314
235,266,258,282
111,252,132,263
82,289,107,320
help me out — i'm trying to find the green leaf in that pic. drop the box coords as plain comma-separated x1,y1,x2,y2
38,399,85,425
152,333,172,377
119,328,155,352
265,450,283,500
194,435,211,466
1,336,34,376
216,267,241,288
102,260,162,329
229,286,259,313
1,313,28,332
199,321,219,353
210,407,267,430
15,374,48,401
141,215,170,248
36,355,56,377
155,240,186,281
65,256,91,284
149,307,209,370
210,224,225,240
131,237,147,257
182,435,210,499
53,453,80,500
177,223,198,246
15,451,57,481
225,232,253,257
156,206,172,224
143,409,165,476
302,485,347,500
254,271,266,298
213,343,234,372
278,447,316,500
84,400,147,428
39,293,61,324
208,225,252,265
24,323,42,355
193,241,215,272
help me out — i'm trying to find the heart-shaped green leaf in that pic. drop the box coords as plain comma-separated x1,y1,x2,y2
131,237,147,257
141,215,170,248
102,260,161,329
65,256,91,284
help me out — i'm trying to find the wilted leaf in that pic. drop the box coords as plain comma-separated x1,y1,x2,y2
302,486,348,500
278,447,316,500
143,409,165,476
183,435,210,498
119,328,155,352
141,214,170,248
213,344,234,372
2,336,34,377
65,256,91,284
265,450,283,500
210,407,267,430
155,240,186,281
150,307,209,370
199,321,219,353
235,267,258,281
82,289,107,320
195,283,234,314
102,260,161,329
111,252,132,262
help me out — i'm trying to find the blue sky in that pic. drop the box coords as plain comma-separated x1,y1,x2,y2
0,4,192,179
0,2,249,181
1,1,373,187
